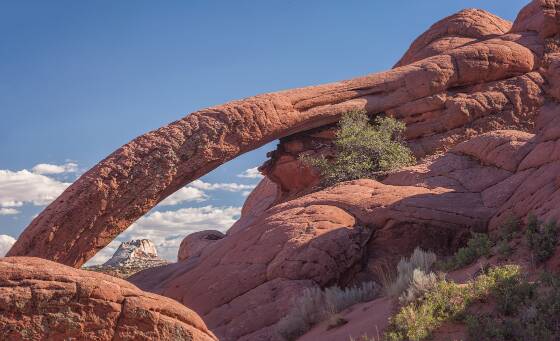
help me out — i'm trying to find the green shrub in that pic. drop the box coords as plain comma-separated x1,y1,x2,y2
386,279,469,341
466,271,560,341
499,216,521,241
496,239,513,258
300,110,415,186
385,265,521,341
525,213,558,263
440,233,492,271
491,269,535,316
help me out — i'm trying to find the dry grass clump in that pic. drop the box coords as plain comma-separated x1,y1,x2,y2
385,247,437,300
276,281,379,340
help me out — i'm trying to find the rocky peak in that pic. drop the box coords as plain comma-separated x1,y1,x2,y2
86,239,169,278
103,239,159,267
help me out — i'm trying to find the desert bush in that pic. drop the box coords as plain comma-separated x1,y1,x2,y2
440,232,492,271
496,239,513,258
499,215,521,241
492,269,535,316
276,287,324,340
385,264,521,341
399,269,439,304
385,247,437,298
324,281,378,312
466,271,560,341
276,281,379,340
300,110,415,186
525,213,558,263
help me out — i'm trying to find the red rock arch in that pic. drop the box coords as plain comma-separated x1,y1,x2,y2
8,2,548,268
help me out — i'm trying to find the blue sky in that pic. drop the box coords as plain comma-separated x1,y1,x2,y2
0,1,528,262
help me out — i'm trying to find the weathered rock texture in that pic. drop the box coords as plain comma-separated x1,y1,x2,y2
8,1,560,340
0,257,217,341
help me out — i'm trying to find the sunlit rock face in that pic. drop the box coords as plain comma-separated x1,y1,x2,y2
9,1,560,340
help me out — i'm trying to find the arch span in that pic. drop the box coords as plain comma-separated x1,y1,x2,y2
8,30,536,267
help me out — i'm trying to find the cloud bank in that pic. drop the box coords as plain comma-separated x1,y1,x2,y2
237,167,263,179
0,208,19,216
86,205,241,264
2,162,256,265
0,235,16,257
121,205,241,261
190,179,256,192
31,162,78,175
158,187,207,206
0,169,71,208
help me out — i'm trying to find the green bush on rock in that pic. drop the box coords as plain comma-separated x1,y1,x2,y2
300,110,415,186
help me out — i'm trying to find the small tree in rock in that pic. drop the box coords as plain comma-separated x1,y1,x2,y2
301,110,415,186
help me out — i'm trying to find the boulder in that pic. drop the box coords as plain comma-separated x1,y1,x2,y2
0,257,217,341
178,231,225,262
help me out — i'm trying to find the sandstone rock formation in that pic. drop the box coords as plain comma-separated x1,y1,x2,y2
0,257,217,341
86,239,169,278
8,1,560,340
8,3,544,267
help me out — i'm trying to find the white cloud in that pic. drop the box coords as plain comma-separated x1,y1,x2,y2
116,205,241,261
237,167,263,179
190,179,256,192
0,235,16,257
158,187,207,206
0,208,19,216
0,169,71,207
31,162,78,175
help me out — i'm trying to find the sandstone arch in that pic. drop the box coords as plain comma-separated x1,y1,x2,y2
7,1,551,271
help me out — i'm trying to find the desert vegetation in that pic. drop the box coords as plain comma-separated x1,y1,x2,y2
465,270,560,340
300,110,415,186
525,213,558,263
382,214,560,340
384,247,438,303
276,281,380,340
439,232,492,271
385,265,523,341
